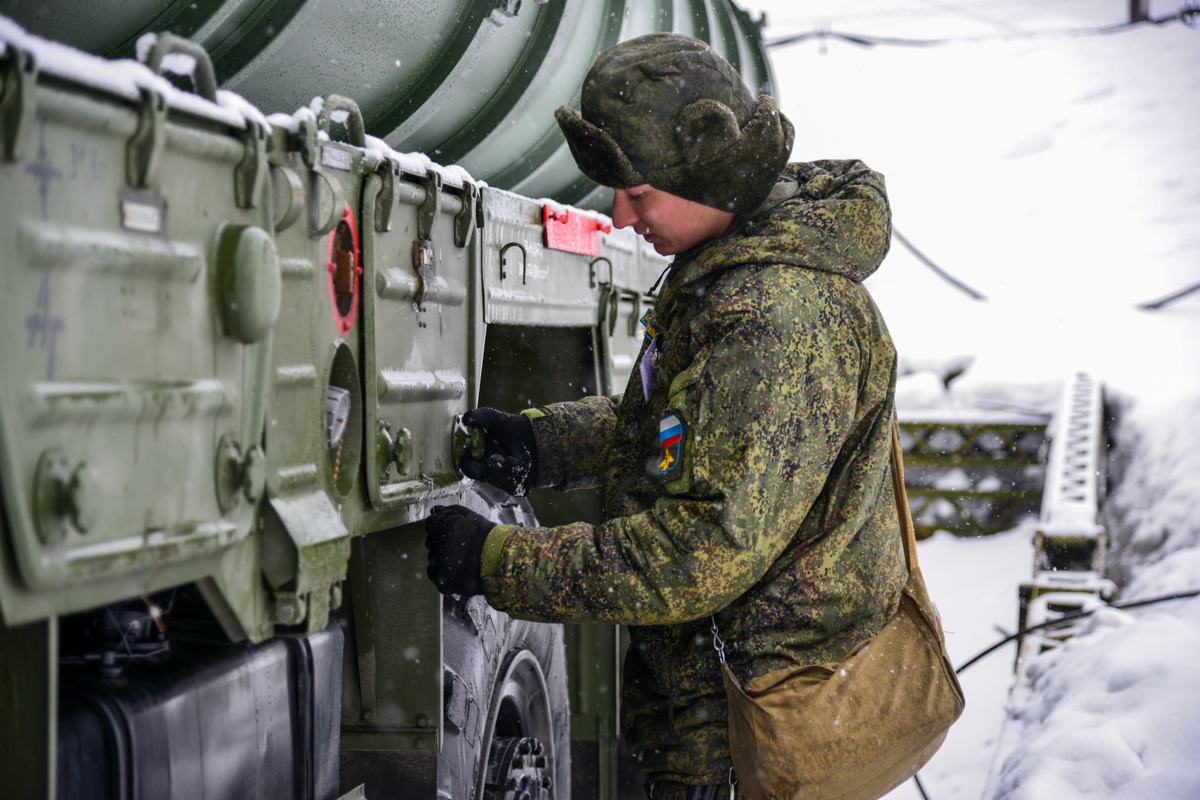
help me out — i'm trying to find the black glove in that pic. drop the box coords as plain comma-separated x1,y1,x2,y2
425,504,495,596
459,407,539,497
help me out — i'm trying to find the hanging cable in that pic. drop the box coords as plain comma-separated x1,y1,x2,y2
892,229,987,301
910,586,1200,799
954,586,1200,675
1137,279,1200,311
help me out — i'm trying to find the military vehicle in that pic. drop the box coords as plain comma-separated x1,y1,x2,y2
0,2,776,799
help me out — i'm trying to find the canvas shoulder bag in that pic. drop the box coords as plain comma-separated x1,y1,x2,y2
719,421,965,800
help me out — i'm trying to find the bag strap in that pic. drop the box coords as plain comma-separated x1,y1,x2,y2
890,418,919,573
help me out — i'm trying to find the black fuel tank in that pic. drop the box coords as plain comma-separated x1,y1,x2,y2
57,622,343,800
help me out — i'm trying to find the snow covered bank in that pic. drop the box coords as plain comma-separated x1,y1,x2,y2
1107,396,1200,589
980,399,1200,800
983,593,1200,800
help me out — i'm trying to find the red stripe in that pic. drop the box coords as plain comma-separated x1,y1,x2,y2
662,434,681,449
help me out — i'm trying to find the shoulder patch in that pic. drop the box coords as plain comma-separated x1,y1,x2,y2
658,411,684,475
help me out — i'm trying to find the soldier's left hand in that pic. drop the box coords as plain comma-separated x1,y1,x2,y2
424,504,495,596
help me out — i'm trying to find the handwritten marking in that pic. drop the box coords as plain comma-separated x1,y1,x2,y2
23,120,62,222
25,275,64,380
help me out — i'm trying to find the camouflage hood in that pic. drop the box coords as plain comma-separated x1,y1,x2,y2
670,160,892,287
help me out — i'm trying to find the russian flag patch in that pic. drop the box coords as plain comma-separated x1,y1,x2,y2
658,412,684,474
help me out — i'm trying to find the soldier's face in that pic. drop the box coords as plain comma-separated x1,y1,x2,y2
611,185,735,256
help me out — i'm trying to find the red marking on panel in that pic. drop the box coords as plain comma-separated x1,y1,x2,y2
543,205,611,257
326,202,362,335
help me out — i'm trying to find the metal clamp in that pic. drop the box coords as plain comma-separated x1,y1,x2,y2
500,242,527,283
622,289,642,338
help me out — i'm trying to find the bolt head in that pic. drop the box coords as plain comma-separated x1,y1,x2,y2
67,462,100,532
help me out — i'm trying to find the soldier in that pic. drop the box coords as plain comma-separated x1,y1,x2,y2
425,33,906,800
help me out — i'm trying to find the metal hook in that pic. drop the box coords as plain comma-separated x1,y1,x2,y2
500,242,527,283
589,256,612,289
710,615,726,664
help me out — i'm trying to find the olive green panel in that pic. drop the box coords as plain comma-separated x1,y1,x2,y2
258,116,368,637
727,0,777,97
339,525,444,753
479,188,604,328
361,170,476,512
0,70,276,626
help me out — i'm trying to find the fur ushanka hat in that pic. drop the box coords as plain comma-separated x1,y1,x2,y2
555,33,794,214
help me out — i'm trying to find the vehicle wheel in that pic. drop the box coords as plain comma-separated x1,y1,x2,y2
438,484,570,800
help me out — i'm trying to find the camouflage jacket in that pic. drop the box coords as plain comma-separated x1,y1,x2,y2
479,160,907,784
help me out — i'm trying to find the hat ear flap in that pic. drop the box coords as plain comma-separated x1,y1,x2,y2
647,95,793,214
675,99,740,164
555,105,645,188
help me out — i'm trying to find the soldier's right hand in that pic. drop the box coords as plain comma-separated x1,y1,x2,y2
459,408,539,497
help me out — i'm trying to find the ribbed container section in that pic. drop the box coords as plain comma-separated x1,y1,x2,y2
1,0,774,209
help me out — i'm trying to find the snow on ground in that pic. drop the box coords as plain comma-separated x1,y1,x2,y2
740,1,1200,798
904,524,1038,800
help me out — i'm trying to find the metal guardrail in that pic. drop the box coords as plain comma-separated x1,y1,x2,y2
898,410,1050,539
897,374,1113,669
1015,373,1115,669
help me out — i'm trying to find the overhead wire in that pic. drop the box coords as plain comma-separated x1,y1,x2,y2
768,6,1196,311
767,4,1199,49
892,229,987,301
1137,279,1200,310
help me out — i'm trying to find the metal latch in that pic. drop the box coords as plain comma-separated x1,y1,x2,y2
235,118,268,209
0,47,37,162
374,162,399,232
453,182,478,247
126,86,167,188
417,170,442,240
